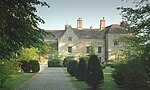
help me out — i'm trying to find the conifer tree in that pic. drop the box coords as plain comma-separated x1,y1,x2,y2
75,58,86,81
85,55,104,90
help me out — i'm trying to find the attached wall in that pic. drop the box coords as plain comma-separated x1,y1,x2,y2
106,33,127,62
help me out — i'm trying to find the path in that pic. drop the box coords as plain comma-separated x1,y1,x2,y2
16,66,77,90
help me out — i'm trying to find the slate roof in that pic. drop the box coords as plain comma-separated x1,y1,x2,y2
45,24,127,40
45,30,65,39
104,24,128,34
73,28,105,39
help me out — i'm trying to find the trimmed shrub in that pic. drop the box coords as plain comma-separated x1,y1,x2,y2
29,60,40,73
112,57,150,89
106,63,116,68
67,60,78,76
112,62,127,86
21,60,40,73
63,58,70,67
101,63,106,69
85,55,104,90
48,58,62,67
21,60,30,73
75,58,86,81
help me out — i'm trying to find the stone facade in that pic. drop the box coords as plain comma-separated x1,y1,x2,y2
45,18,128,62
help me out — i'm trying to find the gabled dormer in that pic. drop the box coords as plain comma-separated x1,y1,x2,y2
60,24,79,42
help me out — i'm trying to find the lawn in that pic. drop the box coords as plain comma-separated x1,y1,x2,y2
1,73,35,90
65,68,122,90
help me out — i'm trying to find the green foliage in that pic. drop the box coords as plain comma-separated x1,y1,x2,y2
112,61,127,86
85,55,104,90
0,0,49,59
112,57,150,89
80,55,89,64
18,47,38,61
67,60,78,76
48,55,63,67
21,60,31,73
21,60,40,73
1,73,35,90
29,60,40,73
113,0,150,89
87,46,95,55
106,63,116,68
38,42,55,56
0,60,14,88
75,58,86,81
117,0,150,64
63,58,70,67
48,59,62,67
101,63,106,69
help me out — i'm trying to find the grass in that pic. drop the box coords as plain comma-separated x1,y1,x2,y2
64,68,121,90
1,73,35,90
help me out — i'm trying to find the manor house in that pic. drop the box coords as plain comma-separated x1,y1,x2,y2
44,18,127,62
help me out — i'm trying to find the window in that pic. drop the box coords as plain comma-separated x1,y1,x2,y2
86,46,91,53
98,47,101,53
114,41,119,46
68,37,72,41
68,47,72,53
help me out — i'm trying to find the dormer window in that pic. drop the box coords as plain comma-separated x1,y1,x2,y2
68,37,72,41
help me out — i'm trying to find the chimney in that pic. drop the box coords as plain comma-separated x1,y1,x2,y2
100,17,105,30
77,18,82,29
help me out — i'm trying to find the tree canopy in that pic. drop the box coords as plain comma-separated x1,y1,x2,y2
0,0,49,59
112,0,150,88
118,0,150,57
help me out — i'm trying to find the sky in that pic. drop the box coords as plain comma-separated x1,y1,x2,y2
36,0,134,30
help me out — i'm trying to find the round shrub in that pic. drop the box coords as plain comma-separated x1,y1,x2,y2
63,58,70,67
85,55,104,90
21,60,30,73
67,60,78,76
29,60,40,73
75,58,86,81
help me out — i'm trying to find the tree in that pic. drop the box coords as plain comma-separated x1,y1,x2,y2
38,42,55,56
85,55,104,90
0,0,50,59
75,58,86,81
117,0,150,56
112,0,150,88
67,60,78,76
120,21,129,28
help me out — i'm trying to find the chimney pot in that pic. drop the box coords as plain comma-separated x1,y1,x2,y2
100,17,106,30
